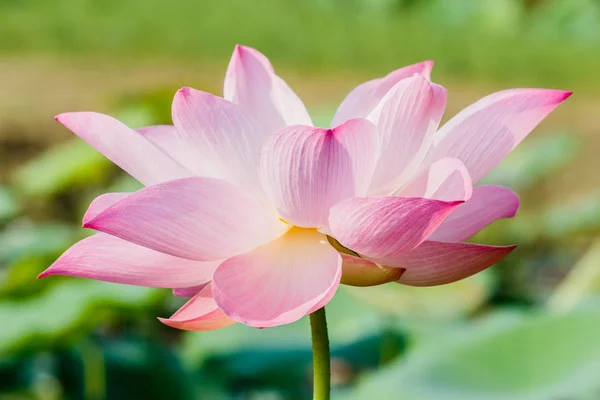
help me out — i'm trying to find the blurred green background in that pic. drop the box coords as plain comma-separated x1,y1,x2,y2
1,0,600,399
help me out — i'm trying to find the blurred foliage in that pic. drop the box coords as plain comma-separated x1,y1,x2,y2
0,281,160,354
0,187,19,222
345,306,600,400
548,240,600,313
12,140,112,198
344,273,491,323
0,0,599,89
481,133,579,191
1,0,600,398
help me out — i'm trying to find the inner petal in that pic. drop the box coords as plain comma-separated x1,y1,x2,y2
212,227,342,327
258,120,379,229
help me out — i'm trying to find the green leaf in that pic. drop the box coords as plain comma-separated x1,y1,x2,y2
0,280,161,354
0,221,77,264
0,221,79,295
346,308,600,400
12,139,112,197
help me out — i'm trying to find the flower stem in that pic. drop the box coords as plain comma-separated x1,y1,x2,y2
310,306,331,400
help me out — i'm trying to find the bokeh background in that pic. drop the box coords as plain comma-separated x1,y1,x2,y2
1,0,600,399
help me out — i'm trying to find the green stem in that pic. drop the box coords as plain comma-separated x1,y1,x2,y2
310,307,331,400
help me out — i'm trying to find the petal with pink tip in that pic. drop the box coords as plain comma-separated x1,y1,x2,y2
340,254,405,287
212,228,342,328
370,241,516,287
83,192,131,224
172,88,268,192
39,233,215,288
224,45,312,132
84,177,288,261
397,158,472,201
331,60,434,127
424,89,572,183
259,119,379,228
55,112,192,185
329,196,462,258
429,185,520,242
367,75,448,194
159,284,235,331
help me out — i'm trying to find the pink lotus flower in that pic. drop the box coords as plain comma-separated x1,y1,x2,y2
40,45,570,330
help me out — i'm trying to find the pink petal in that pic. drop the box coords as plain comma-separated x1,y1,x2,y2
84,177,288,261
259,119,379,228
424,89,572,183
371,241,516,286
224,45,312,132
83,192,131,223
367,74,448,194
331,60,434,127
397,158,472,201
329,196,462,258
138,125,202,175
137,125,182,154
173,283,209,298
159,284,236,331
429,185,519,242
172,88,268,193
212,228,342,328
55,112,192,185
39,233,215,288
340,254,404,287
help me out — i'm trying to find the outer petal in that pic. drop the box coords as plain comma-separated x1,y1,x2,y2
367,75,448,194
212,228,342,328
329,196,462,258
172,88,268,192
55,112,192,185
84,177,288,261
331,60,434,127
137,125,201,175
224,45,312,132
340,254,405,287
39,233,215,288
159,284,236,331
370,241,516,287
429,185,520,242
83,192,131,223
259,119,379,228
424,89,572,183
396,158,472,201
